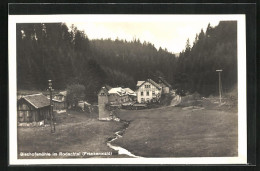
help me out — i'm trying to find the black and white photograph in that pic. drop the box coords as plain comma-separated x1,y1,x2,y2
8,14,247,165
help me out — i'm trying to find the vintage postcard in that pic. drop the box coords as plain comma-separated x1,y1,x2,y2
9,14,247,165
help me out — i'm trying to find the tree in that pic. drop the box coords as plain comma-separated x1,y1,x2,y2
185,38,191,52
66,84,86,109
16,21,237,99
176,21,237,96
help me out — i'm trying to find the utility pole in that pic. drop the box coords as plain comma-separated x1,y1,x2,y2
48,80,55,133
216,70,223,104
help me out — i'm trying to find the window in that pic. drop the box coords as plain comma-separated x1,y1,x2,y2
26,111,31,117
147,91,149,96
141,92,143,96
152,91,155,95
141,98,144,103
145,85,151,88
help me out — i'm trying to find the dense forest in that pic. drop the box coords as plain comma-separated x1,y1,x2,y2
177,21,237,95
16,21,237,102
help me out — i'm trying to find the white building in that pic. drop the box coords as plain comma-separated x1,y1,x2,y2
135,79,162,103
106,87,136,104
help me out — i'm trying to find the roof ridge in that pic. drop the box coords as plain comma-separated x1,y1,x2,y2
136,79,161,90
23,96,40,109
147,79,161,89
158,77,172,87
23,93,43,97
22,94,50,109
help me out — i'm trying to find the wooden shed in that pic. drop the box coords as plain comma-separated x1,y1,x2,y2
17,94,50,123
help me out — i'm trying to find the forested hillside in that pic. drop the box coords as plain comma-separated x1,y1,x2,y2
176,21,237,96
16,21,237,102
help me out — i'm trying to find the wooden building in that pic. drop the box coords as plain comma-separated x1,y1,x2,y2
52,99,67,111
54,91,67,101
47,91,67,111
98,86,137,120
17,94,50,123
108,87,130,104
124,88,137,101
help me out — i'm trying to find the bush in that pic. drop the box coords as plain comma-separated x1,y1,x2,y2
66,83,86,110
160,94,174,106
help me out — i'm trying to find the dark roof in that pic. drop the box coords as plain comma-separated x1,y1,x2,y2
104,85,112,90
137,79,161,90
158,77,172,88
147,79,161,89
20,94,50,109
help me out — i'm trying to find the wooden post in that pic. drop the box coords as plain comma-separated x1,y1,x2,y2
216,70,223,104
48,80,55,133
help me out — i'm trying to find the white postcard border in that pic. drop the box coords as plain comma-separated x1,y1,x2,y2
8,14,247,165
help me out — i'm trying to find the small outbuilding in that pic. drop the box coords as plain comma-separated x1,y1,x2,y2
51,91,67,111
17,94,50,123
158,77,172,94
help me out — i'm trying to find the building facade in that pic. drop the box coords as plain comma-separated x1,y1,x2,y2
17,94,50,123
52,91,67,110
136,79,162,103
108,87,130,104
98,86,136,119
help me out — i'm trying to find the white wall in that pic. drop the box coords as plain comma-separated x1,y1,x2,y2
136,82,161,103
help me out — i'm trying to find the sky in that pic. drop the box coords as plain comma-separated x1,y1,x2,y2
66,16,223,53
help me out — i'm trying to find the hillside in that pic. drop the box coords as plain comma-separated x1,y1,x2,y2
16,21,237,102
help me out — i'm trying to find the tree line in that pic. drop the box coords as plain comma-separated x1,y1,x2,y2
176,21,237,96
16,21,237,102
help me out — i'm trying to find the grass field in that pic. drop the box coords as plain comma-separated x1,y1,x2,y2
113,106,238,157
17,96,238,158
18,111,124,158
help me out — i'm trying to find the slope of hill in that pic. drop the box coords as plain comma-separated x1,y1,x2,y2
16,21,237,102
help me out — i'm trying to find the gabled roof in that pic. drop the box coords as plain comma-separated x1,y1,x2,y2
147,79,161,89
124,88,136,96
104,84,112,90
158,77,172,88
52,99,64,103
108,87,127,96
136,79,161,90
136,81,145,87
20,94,50,109
58,91,67,96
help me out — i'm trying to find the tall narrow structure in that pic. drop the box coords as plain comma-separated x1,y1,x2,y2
216,70,223,104
98,87,110,120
